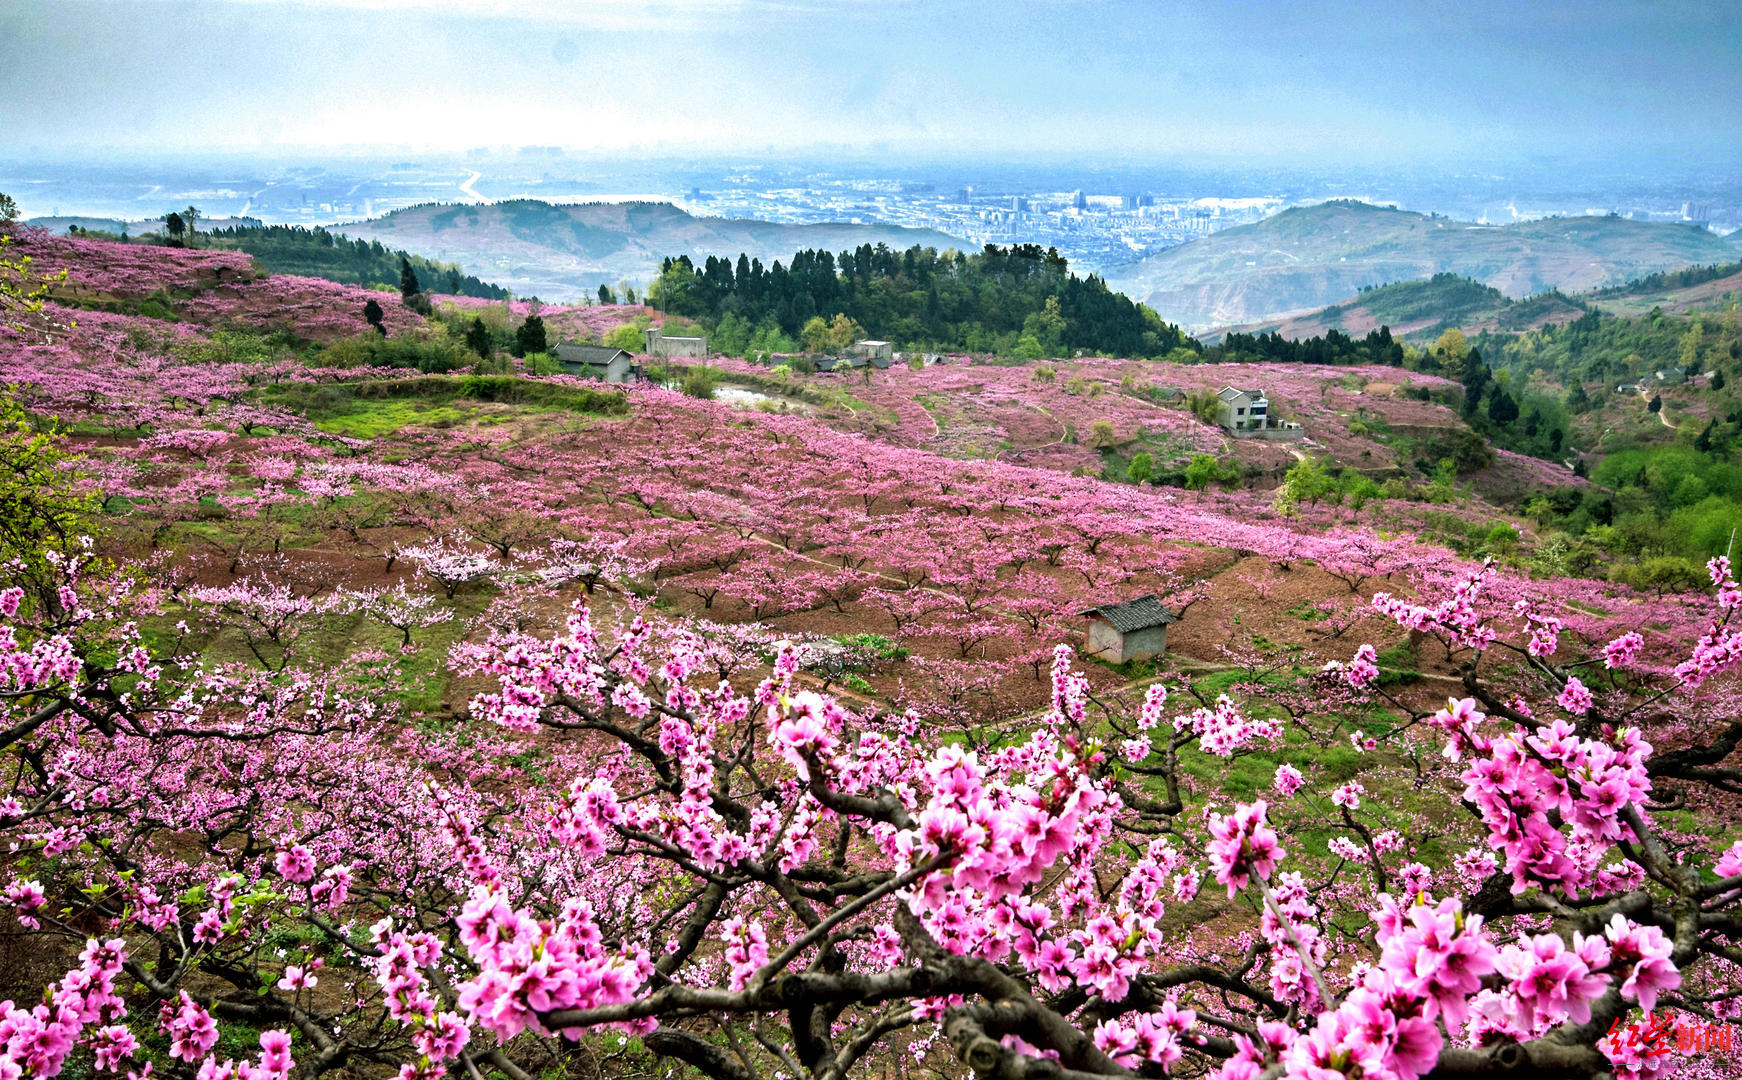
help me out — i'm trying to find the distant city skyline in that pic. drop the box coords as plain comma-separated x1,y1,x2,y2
4,0,1741,166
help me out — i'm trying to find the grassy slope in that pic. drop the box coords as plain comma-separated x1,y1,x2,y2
1589,265,1742,318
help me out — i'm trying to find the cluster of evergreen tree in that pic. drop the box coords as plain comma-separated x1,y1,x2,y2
1591,262,1742,298
649,243,1193,358
1353,274,1509,326
200,224,509,299
1206,325,1407,367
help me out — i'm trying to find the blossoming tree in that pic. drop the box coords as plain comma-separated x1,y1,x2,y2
3,546,1740,1080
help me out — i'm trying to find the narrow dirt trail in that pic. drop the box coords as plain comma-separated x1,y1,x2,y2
1637,387,1675,428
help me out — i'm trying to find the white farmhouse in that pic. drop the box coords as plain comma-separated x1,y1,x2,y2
1215,386,1270,431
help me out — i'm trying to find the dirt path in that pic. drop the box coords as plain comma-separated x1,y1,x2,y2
1637,387,1674,428
999,404,1068,461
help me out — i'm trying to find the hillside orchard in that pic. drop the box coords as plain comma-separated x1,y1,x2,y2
0,228,1739,1080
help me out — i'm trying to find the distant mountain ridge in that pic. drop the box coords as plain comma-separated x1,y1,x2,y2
1202,274,1592,344
332,200,973,300
1107,200,1742,330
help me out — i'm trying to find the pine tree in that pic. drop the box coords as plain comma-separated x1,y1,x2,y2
466,317,492,359
399,257,420,299
1459,347,1490,416
514,315,546,358
1486,385,1519,425
362,299,385,335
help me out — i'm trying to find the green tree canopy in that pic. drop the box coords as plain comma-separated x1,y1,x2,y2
399,256,421,299
514,314,547,358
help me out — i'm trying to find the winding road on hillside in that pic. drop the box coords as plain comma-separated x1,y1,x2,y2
1637,386,1676,428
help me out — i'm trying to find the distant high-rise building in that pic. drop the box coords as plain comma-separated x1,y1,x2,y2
1010,195,1028,212
1123,194,1140,210
957,185,975,204
688,186,703,201
1683,201,1711,223
1071,190,1087,210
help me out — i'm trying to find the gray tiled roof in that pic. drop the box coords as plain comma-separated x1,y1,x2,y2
1217,385,1260,402
1078,594,1178,632
553,344,632,366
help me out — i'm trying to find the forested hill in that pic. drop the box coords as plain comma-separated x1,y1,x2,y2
1204,274,1591,343
649,242,1196,358
201,224,509,298
335,199,970,299
1108,199,1741,330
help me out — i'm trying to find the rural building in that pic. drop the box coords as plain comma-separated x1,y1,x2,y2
849,340,894,364
553,344,636,383
1079,594,1178,664
645,327,708,358
1215,386,1270,430
1151,385,1185,402
817,353,892,373
1214,385,1304,439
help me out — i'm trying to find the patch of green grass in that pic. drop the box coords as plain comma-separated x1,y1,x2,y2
313,399,470,438
1189,668,1250,699
263,374,630,434
832,633,910,663
1374,640,1422,686
1099,430,1199,484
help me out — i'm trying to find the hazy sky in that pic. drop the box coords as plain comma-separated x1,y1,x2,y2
4,0,1741,163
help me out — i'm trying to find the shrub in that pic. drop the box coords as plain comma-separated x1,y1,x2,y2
1183,453,1234,491
1608,555,1707,596
681,368,717,400
605,323,644,352
1127,452,1155,485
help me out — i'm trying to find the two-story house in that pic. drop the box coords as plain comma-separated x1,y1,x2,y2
1215,386,1270,431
